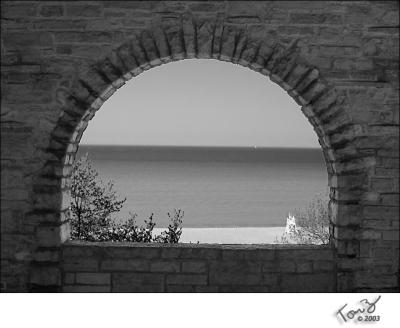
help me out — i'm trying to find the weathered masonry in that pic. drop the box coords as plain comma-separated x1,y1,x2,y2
1,1,399,292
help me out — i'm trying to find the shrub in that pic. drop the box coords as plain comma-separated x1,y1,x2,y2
276,191,330,245
69,154,183,243
154,209,184,243
70,154,126,240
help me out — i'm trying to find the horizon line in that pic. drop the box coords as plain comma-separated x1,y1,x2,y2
79,144,321,150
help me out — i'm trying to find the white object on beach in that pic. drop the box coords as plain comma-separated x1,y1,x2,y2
285,213,297,234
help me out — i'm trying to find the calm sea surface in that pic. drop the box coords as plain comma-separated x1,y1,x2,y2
77,145,327,228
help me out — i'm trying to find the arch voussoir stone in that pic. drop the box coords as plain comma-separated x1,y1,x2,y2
295,68,320,96
284,64,312,91
237,40,261,68
218,24,243,62
129,35,152,68
78,65,112,98
116,42,141,73
161,23,187,60
230,29,248,64
196,19,219,59
94,58,122,85
247,42,274,72
77,78,100,100
136,30,163,66
301,80,329,106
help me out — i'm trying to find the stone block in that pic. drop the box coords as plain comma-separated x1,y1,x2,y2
195,286,219,293
188,2,225,12
100,259,149,272
3,32,53,48
382,231,399,241
166,285,195,292
162,26,187,61
76,273,111,285
313,261,335,272
209,270,261,285
296,261,313,273
218,285,272,292
337,258,362,270
160,247,182,259
103,2,156,10
363,204,399,220
354,272,398,289
281,273,334,292
166,274,207,285
34,249,60,262
36,225,64,247
150,260,180,273
302,84,327,107
103,246,160,259
276,248,334,261
40,5,64,17
2,3,38,17
226,16,260,24
373,247,394,260
112,273,164,292
290,13,342,25
222,249,275,261
209,261,261,285
196,19,218,59
181,261,207,273
63,245,95,258
330,174,367,190
64,285,111,292
262,273,279,286
66,4,102,17
63,273,75,284
30,266,61,286
278,26,314,36
180,248,220,260
63,259,99,272
260,260,278,272
33,19,88,30
363,219,391,229
54,31,125,44
285,64,310,89
149,26,175,61
277,260,296,272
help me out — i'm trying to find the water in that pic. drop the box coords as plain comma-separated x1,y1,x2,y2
76,145,327,232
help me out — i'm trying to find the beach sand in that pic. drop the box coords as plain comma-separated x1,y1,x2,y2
153,227,286,244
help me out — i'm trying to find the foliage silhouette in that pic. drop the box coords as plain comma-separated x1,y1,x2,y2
70,154,183,243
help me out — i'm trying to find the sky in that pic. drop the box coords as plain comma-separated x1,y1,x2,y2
80,59,319,148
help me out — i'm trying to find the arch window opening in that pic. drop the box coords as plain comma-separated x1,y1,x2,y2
69,59,329,244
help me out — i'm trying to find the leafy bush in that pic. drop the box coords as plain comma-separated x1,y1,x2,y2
276,191,330,245
69,154,183,243
70,154,126,240
154,209,184,243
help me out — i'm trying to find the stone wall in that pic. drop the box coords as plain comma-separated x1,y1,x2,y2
1,1,399,292
62,242,336,292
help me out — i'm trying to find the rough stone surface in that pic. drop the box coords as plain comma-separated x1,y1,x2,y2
62,242,336,292
1,1,399,292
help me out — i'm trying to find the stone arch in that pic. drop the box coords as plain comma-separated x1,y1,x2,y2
29,17,371,292
2,0,397,293
34,19,355,244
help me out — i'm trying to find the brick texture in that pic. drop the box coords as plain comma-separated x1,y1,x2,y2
62,242,336,292
1,1,399,292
